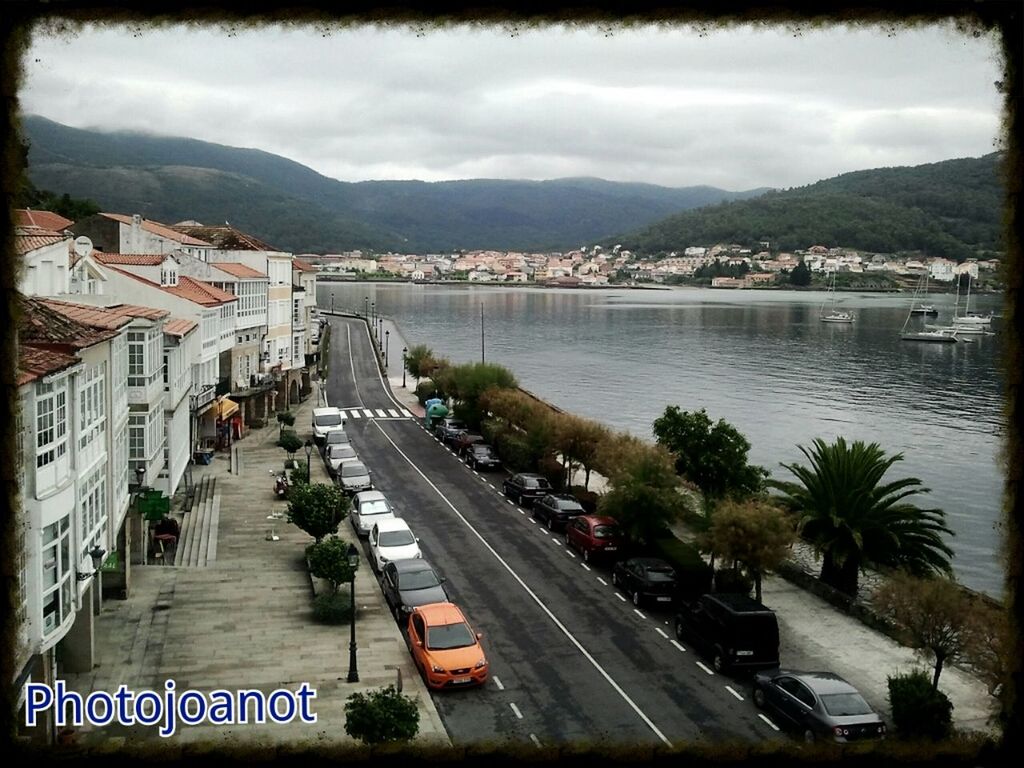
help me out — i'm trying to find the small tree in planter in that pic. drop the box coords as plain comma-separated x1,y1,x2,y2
344,685,420,744
307,536,357,593
289,462,310,487
287,483,349,543
276,411,296,435
278,429,304,469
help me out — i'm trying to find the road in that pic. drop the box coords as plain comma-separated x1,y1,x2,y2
324,316,783,748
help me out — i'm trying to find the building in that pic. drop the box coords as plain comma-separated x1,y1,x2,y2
71,212,215,261
292,258,320,388
15,226,71,298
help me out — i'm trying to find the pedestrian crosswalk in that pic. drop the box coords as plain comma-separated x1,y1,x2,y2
336,406,413,421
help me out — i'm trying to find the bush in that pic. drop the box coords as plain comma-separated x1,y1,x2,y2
288,483,349,543
313,590,353,624
414,380,438,405
713,568,753,596
344,685,420,744
307,536,357,593
538,456,567,491
276,411,296,427
570,485,600,514
652,535,713,603
289,462,310,486
277,430,304,455
887,669,953,740
479,418,506,447
493,429,532,472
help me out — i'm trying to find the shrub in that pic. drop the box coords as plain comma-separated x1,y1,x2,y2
276,411,296,427
652,535,713,603
538,456,567,491
287,483,349,543
344,685,420,744
570,485,600,514
887,669,953,740
290,462,310,486
313,590,353,624
414,380,438,405
277,430,304,456
493,429,532,472
479,418,506,447
307,536,357,593
713,568,753,596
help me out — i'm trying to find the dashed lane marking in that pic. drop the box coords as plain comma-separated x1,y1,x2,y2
670,640,686,653
633,609,646,620
349,410,361,418
696,662,715,676
530,734,541,748
759,714,780,731
549,538,560,545
654,627,669,639
509,703,523,719
506,499,514,505
726,686,744,701
596,576,607,585
519,510,525,515
566,551,575,558
580,563,591,572
493,676,504,691
375,409,387,417
487,482,496,489
528,518,536,525
614,593,626,602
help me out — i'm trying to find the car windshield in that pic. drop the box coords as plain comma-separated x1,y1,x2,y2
361,501,390,516
646,567,676,582
327,431,349,442
341,464,367,478
315,414,342,426
426,622,476,650
400,570,441,590
473,447,494,456
330,447,355,459
557,499,583,510
526,478,550,489
379,530,415,547
593,525,620,539
820,692,874,717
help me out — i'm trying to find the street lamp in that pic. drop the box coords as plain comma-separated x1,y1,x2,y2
402,346,408,388
378,316,384,352
385,330,390,370
331,295,335,314
77,544,107,616
371,302,376,336
346,543,360,682
364,296,368,320
304,439,313,478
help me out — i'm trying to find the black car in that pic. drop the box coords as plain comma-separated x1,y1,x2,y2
752,670,887,744
674,593,780,674
501,473,552,507
465,443,502,471
611,557,677,607
380,559,450,622
532,493,586,532
434,418,467,445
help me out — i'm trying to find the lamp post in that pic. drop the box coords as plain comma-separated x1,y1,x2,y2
346,543,360,683
364,296,369,320
378,317,384,352
304,439,313,478
331,295,335,315
385,330,390,370
371,302,376,337
88,544,106,615
402,346,408,388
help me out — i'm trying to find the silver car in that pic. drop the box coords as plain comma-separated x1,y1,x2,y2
326,444,358,477
350,490,396,537
338,460,372,495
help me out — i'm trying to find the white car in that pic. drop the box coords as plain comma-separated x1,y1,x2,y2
350,490,396,537
312,407,344,445
326,444,359,477
368,518,421,573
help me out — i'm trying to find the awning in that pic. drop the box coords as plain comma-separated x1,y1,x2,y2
216,397,240,420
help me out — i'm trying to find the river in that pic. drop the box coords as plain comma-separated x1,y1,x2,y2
318,281,1008,598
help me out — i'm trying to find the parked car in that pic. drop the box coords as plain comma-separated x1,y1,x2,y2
311,406,344,445
752,670,887,744
325,444,359,477
381,559,450,621
564,515,625,563
464,443,502,471
532,493,586,532
453,432,484,456
434,418,468,445
501,472,552,507
338,461,372,495
350,490,396,538
405,602,488,689
369,518,422,573
673,593,780,673
611,557,677,607
323,428,350,452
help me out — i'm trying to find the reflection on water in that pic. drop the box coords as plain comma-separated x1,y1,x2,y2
321,283,1008,598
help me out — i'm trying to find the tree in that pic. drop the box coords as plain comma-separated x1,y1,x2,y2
598,445,688,544
962,600,1013,724
446,362,517,428
277,429,304,460
552,414,610,490
770,437,954,597
344,685,420,744
306,536,357,594
706,499,797,602
287,483,349,543
652,406,768,518
789,260,811,286
404,344,434,380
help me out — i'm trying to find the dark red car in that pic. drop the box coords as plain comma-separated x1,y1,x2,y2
564,515,625,563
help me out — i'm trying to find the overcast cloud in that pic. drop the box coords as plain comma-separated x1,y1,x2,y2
20,21,1004,190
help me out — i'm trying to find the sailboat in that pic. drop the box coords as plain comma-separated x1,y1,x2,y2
952,273,993,329
902,274,958,343
819,270,855,323
908,272,938,316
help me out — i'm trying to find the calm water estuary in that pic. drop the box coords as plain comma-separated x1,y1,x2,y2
320,282,1009,598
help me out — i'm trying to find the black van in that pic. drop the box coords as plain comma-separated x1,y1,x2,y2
673,593,780,674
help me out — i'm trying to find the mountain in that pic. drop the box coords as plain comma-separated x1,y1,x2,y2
20,115,767,253
609,153,1005,260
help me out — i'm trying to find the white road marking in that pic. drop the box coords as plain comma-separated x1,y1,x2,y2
566,551,575,558
387,409,399,417
614,593,626,602
580,563,591,572
633,609,646,620
375,409,387,417
549,538,560,545
725,686,744,701
473,471,480,476
759,714,780,731
696,662,715,676
493,676,504,691
345,324,364,408
506,499,514,505
400,408,413,417
509,702,523,720
370,421,674,748
349,410,361,418
337,410,347,420
670,640,687,653
654,627,669,639
519,509,525,515
487,482,496,489
362,409,374,418
527,518,536,525
529,734,541,748
596,576,607,585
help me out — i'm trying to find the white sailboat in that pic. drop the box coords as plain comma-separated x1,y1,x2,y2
908,272,938,316
902,274,958,343
952,273,993,329
819,270,855,323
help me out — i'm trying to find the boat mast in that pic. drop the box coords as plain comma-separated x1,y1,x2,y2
901,274,922,334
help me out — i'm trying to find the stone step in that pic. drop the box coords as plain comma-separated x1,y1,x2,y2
194,478,217,567
174,476,202,566
205,491,220,565
179,476,209,567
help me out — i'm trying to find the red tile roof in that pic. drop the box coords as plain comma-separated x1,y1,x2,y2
103,266,237,306
164,318,198,337
292,258,319,272
16,209,74,232
38,299,134,331
170,224,278,252
101,213,213,246
102,304,171,321
211,261,267,279
92,252,168,266
18,296,122,350
17,345,81,387
14,226,68,256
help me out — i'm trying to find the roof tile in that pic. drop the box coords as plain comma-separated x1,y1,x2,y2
15,226,68,256
170,224,279,252
18,345,81,387
292,258,319,272
18,296,121,350
92,252,168,266
164,317,199,337
38,299,134,331
16,209,74,232
211,261,268,279
101,213,213,246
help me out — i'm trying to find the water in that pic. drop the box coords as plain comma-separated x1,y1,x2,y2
320,282,1009,598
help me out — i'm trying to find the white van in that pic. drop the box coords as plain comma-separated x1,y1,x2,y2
312,407,344,444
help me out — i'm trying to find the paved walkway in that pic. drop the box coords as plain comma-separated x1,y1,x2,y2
64,380,449,748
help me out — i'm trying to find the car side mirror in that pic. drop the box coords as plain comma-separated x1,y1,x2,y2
416,640,423,647
439,577,447,583
415,537,421,542
476,632,483,640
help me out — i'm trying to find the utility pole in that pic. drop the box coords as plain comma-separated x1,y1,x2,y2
480,302,485,364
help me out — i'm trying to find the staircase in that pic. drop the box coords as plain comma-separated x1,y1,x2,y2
174,475,220,567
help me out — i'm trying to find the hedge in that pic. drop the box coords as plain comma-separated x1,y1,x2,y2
652,534,713,602
887,669,953,740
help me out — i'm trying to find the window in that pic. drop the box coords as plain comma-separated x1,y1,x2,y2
128,331,145,383
41,515,72,636
78,362,106,451
78,463,106,559
129,413,146,461
35,380,68,469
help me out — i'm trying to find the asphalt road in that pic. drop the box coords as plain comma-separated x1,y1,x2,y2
324,317,784,748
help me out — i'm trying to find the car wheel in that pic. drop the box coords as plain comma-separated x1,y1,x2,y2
632,590,641,607
753,687,767,709
802,729,816,744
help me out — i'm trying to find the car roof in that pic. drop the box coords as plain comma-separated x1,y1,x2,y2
549,493,581,502
342,461,368,472
329,444,356,454
630,557,673,569
515,473,547,480
784,671,858,695
470,443,494,450
375,517,413,533
393,558,436,573
354,490,386,502
415,601,469,626
582,515,618,526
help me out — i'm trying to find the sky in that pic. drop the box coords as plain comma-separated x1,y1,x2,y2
20,21,1005,191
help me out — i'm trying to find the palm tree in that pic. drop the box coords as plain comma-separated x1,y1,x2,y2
769,437,954,597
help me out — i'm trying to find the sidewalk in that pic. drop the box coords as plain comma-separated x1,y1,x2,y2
63,380,449,749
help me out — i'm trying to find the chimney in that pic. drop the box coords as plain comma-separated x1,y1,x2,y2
130,213,142,252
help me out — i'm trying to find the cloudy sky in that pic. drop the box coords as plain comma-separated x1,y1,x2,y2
20,21,1004,191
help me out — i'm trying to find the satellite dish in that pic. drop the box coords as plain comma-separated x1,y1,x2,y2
73,236,93,259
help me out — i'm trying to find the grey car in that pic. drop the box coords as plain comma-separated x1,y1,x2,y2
752,670,887,743
338,461,372,494
380,559,450,621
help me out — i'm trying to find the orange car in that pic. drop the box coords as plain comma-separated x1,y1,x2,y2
406,602,488,689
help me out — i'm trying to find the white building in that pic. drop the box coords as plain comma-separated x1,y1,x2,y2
71,212,215,261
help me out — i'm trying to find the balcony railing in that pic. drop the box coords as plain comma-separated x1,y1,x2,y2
192,384,216,411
